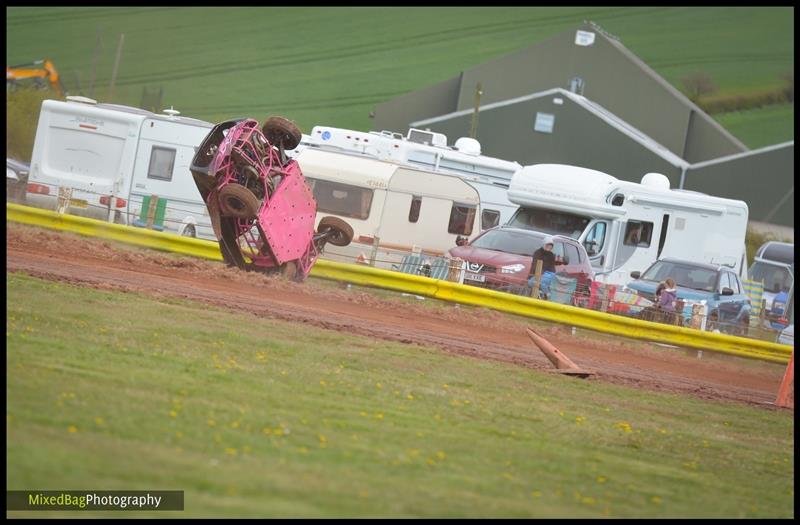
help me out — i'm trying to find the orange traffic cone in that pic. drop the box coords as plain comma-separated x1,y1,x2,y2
526,327,593,377
775,351,794,409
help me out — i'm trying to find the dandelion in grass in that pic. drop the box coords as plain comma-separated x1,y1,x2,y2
407,393,414,400
531,490,542,498
596,476,607,484
67,425,78,433
95,417,105,426
225,448,238,456
436,451,446,460
169,410,178,418
651,496,662,504
614,422,632,433
208,419,216,427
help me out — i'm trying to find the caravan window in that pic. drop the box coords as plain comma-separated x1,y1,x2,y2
305,177,373,220
448,203,476,236
623,221,653,247
507,207,591,238
481,209,501,230
408,196,422,223
147,146,176,181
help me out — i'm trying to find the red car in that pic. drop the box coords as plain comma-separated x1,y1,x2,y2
449,226,595,298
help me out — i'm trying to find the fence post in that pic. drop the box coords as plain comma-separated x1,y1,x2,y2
146,195,159,228
600,285,609,313
369,236,380,267
530,260,543,298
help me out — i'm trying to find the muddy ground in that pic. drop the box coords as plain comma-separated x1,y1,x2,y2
6,224,788,408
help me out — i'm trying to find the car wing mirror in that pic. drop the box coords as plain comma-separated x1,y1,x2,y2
455,235,468,247
721,287,734,296
630,271,641,279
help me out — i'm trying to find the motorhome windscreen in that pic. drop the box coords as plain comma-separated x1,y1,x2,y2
471,229,543,257
749,261,794,294
304,177,373,220
507,207,591,238
641,261,718,292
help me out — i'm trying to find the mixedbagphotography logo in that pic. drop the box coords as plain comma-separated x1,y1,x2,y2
7,491,184,511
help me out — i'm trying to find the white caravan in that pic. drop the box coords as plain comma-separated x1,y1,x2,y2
295,147,481,266
27,97,214,238
295,125,521,228
507,164,749,286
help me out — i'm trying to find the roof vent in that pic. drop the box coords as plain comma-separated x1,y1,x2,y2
162,106,181,119
640,172,670,190
66,95,97,105
454,137,481,156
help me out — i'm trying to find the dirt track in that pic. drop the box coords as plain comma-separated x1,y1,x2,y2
6,224,788,408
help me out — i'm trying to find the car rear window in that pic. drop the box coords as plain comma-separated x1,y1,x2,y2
470,230,543,257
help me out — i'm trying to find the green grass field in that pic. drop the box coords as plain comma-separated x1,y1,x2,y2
714,103,795,149
7,272,794,518
6,6,794,138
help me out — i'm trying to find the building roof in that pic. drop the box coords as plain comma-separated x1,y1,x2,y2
413,87,690,170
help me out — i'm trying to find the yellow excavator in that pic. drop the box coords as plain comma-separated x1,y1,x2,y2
6,59,64,97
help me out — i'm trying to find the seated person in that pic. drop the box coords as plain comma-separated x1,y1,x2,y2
658,278,678,312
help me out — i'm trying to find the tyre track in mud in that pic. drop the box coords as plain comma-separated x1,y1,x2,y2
6,225,786,408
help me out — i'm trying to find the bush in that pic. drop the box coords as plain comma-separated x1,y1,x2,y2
6,88,53,162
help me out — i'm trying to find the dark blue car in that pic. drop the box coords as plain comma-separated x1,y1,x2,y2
625,258,751,335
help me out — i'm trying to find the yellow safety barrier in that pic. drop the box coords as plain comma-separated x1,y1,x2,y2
7,202,792,364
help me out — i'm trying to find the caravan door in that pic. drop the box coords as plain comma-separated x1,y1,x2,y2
127,118,213,238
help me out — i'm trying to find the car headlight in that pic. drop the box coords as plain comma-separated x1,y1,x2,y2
500,264,526,274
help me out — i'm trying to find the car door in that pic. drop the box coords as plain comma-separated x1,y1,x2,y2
717,271,740,324
727,272,749,321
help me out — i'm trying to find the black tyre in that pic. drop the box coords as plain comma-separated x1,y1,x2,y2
262,116,302,151
181,224,196,238
318,216,354,247
218,216,247,270
281,260,299,281
219,183,260,219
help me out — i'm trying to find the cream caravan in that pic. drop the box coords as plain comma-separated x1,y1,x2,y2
507,164,749,286
295,147,481,267
27,97,213,238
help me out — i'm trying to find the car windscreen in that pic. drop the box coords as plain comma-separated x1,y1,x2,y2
749,261,793,294
641,261,719,292
506,206,591,239
470,229,543,257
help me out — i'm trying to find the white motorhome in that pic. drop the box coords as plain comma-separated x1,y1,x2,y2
507,164,749,285
27,97,214,238
295,125,521,228
295,147,481,267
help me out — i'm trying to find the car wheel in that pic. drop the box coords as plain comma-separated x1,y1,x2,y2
181,224,196,238
317,216,354,247
219,183,260,219
281,260,299,281
262,116,302,151
218,216,247,270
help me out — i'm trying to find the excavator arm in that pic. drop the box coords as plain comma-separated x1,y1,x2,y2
6,59,63,97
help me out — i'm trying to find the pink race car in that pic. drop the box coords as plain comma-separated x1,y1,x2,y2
190,116,353,281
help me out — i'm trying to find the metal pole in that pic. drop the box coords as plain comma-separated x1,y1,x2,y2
108,33,125,103
89,27,102,99
469,82,483,139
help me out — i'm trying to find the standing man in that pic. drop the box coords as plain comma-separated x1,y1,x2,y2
528,236,557,298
